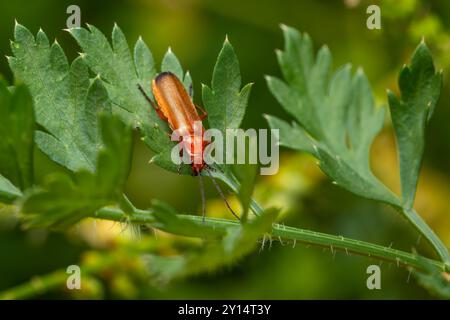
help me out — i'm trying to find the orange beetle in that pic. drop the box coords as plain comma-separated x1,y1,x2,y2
151,72,208,175
138,72,238,220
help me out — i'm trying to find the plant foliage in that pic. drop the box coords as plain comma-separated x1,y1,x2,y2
266,25,448,264
0,82,34,199
0,22,447,298
21,114,132,229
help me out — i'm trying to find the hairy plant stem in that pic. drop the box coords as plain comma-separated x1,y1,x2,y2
93,206,448,273
1,205,447,299
218,170,449,266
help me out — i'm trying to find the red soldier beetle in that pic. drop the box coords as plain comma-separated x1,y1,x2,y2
138,71,239,222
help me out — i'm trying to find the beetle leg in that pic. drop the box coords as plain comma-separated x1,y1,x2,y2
202,139,211,148
156,110,169,122
205,169,240,221
198,174,206,223
195,104,208,121
137,84,168,122
176,145,185,175
179,146,184,158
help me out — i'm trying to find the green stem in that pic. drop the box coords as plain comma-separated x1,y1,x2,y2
402,207,450,263
93,206,448,273
0,270,67,299
2,207,447,299
219,170,449,267
0,255,117,300
376,184,448,265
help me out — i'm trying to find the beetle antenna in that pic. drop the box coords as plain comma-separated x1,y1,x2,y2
204,169,240,221
138,83,170,123
198,173,206,223
137,83,161,112
137,84,153,105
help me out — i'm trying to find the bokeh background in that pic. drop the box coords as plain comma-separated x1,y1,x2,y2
0,0,449,299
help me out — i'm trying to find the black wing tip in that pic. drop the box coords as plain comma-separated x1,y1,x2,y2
155,71,175,82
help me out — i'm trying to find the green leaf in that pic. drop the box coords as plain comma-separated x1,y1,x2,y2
0,82,34,190
161,48,183,85
183,71,193,98
68,24,154,127
0,174,22,203
143,208,278,282
264,115,316,154
266,25,397,206
388,42,442,209
202,37,253,135
134,36,156,90
21,114,132,229
266,26,449,263
68,24,192,174
9,23,111,172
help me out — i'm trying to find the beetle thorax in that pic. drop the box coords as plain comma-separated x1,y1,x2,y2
176,125,207,174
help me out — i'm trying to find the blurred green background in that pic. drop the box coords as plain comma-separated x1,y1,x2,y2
0,0,449,299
